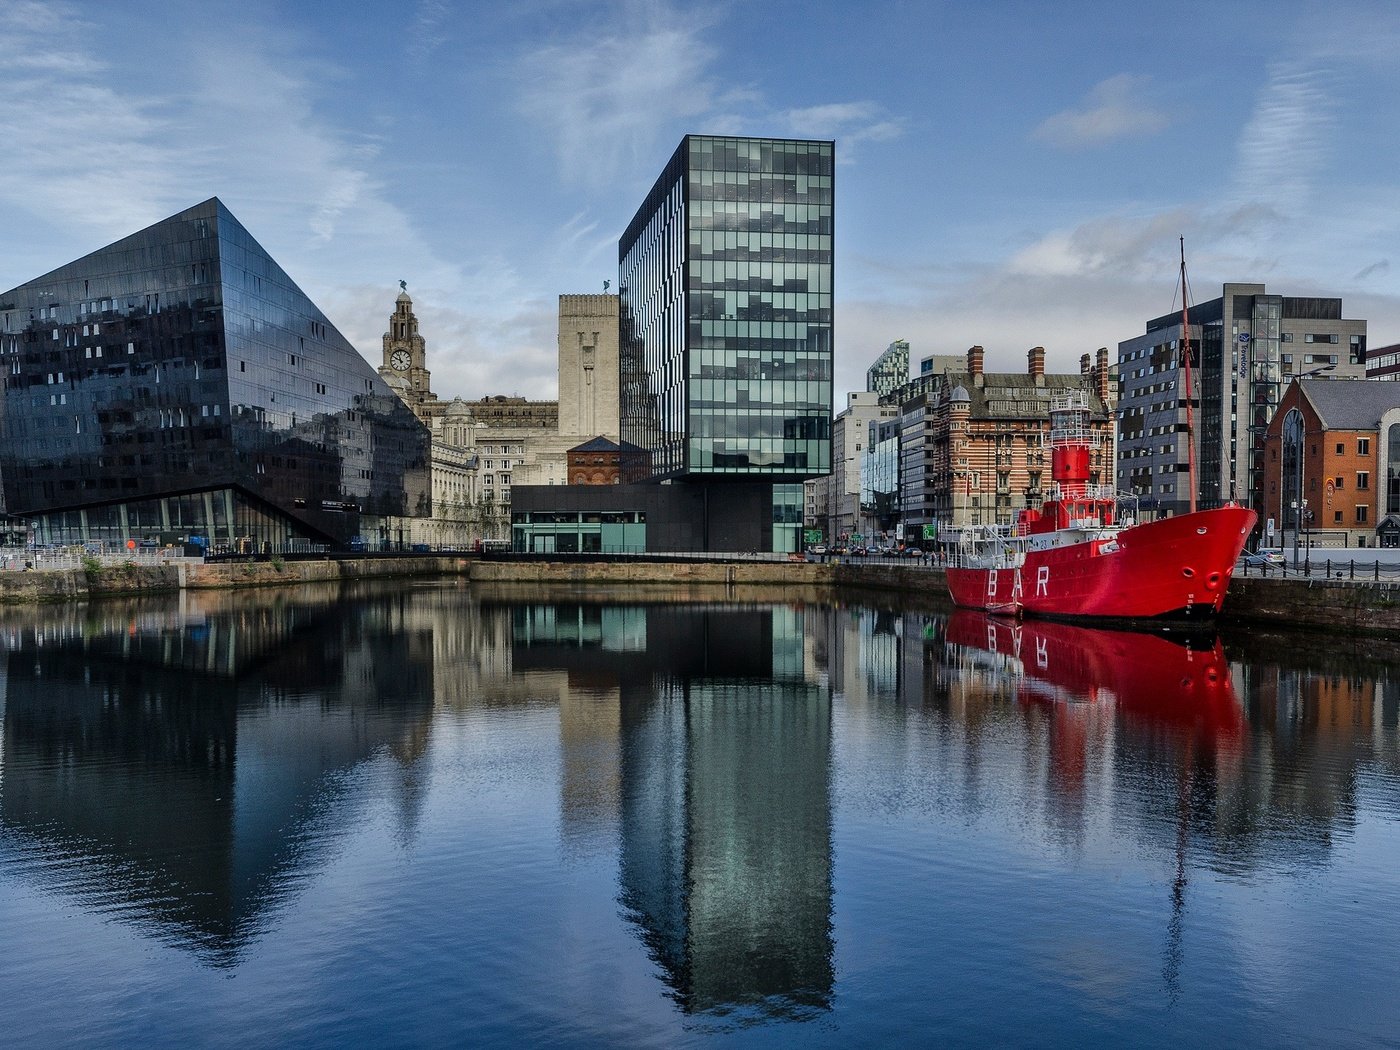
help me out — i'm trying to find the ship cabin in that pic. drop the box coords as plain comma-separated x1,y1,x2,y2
1016,495,1117,535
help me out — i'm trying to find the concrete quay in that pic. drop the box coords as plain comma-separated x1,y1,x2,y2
0,555,1394,636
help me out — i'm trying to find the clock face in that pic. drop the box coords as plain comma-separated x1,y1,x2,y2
391,349,411,371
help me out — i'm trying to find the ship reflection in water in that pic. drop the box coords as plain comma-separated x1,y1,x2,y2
942,611,1243,735
938,612,1246,1001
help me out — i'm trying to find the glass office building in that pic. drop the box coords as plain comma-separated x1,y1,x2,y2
619,136,833,484
0,198,429,550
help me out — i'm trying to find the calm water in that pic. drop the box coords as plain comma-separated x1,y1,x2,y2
1,580,1398,1048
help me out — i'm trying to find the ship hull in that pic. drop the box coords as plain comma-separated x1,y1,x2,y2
946,505,1257,621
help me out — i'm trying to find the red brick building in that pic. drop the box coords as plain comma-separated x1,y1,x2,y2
1263,378,1400,550
567,437,651,485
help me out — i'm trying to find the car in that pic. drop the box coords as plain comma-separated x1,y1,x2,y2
903,547,924,558
1242,549,1285,568
810,545,828,556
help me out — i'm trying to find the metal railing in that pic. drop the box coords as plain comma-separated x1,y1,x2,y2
0,544,198,571
1237,556,1400,581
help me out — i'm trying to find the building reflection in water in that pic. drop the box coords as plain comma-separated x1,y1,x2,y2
0,587,437,965
508,601,835,1022
4,584,1396,1024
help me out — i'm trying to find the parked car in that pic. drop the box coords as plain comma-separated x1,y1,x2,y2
903,547,924,558
1242,549,1285,567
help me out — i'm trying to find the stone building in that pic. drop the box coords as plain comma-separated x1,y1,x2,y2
926,345,1115,530
806,391,895,543
374,291,623,545
558,295,620,440
379,285,443,421
373,290,554,545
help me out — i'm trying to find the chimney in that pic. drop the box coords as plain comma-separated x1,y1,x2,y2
967,345,984,387
1028,345,1045,385
1095,346,1111,403
1080,352,1091,376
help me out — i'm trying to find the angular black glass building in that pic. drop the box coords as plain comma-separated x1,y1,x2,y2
621,135,833,479
0,199,429,549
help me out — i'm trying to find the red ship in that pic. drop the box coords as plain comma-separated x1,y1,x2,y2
945,390,1257,622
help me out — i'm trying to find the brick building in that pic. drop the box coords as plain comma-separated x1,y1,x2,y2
926,345,1115,530
566,437,650,485
1263,378,1400,551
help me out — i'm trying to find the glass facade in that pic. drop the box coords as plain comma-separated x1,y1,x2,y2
860,419,900,532
0,198,430,548
866,339,908,398
510,509,647,554
619,135,833,482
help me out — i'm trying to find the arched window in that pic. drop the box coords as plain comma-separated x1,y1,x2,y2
1282,409,1304,532
1388,422,1400,515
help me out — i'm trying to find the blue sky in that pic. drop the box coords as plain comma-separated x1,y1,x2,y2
2,0,1397,402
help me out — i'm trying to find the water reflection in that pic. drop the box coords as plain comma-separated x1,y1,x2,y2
505,602,835,1022
923,610,1400,1008
1,585,1398,1045
937,612,1246,1000
0,586,437,965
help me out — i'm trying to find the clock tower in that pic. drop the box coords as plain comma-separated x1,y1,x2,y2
379,283,437,417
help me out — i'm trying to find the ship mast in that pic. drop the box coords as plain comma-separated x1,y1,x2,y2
1179,237,1198,514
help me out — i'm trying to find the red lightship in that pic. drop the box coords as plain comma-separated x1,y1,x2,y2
944,391,1256,622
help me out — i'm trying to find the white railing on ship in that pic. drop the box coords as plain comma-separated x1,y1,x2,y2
1043,483,1118,502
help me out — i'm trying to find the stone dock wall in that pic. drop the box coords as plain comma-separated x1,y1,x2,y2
0,556,1393,635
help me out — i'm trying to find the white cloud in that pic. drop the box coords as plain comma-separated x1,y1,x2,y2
0,1,555,401
514,3,721,189
1032,74,1170,149
0,2,182,245
776,102,903,160
1230,62,1338,215
1007,209,1201,280
407,0,452,63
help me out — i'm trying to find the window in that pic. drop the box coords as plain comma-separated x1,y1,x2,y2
1334,510,1343,523
1336,443,1344,455
1358,472,1369,490
1359,438,1370,455
1357,505,1369,523
1334,476,1344,490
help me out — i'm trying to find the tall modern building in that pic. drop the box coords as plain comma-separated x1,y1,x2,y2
617,134,833,552
0,199,430,549
866,339,908,399
1117,283,1366,523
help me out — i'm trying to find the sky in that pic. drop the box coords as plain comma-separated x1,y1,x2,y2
2,0,1397,403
